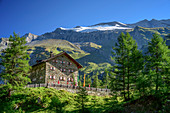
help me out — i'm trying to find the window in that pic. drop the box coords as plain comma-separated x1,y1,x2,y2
63,77,66,81
59,76,62,80
50,67,53,70
67,78,70,81
71,78,73,82
53,76,55,79
56,60,58,63
67,62,72,65
60,68,62,72
63,69,66,72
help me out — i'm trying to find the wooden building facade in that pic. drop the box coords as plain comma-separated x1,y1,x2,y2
29,52,82,86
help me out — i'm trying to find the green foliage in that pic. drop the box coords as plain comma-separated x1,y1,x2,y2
48,96,68,113
102,68,110,88
78,75,83,86
85,75,92,87
0,33,31,97
0,86,168,113
72,74,76,86
145,33,170,94
80,62,111,75
76,87,89,113
92,72,100,88
110,32,144,101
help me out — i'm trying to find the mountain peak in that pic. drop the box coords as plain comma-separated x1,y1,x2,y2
90,21,127,27
22,33,38,43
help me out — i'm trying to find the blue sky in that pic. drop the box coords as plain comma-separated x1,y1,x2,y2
0,0,169,37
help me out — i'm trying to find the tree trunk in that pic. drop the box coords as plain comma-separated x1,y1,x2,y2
127,68,130,100
155,67,159,94
8,89,11,98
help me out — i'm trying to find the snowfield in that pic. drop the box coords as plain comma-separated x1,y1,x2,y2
60,23,132,32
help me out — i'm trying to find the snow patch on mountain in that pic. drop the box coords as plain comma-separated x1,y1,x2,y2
60,24,131,32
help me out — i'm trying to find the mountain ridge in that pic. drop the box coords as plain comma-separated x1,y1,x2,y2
0,19,169,75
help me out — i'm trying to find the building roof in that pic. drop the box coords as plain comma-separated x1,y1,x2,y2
32,51,83,69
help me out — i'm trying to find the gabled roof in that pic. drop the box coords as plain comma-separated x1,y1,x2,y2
32,52,83,69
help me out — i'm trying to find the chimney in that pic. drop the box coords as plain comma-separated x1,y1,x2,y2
50,51,54,58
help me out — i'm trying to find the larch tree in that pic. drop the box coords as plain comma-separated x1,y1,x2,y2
110,32,143,100
110,32,126,100
0,33,31,97
145,33,170,94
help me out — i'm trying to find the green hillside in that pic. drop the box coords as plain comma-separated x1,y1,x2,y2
0,87,168,113
0,87,111,113
27,39,108,76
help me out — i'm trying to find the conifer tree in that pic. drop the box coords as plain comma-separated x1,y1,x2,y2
111,32,143,100
124,33,144,99
78,75,82,86
165,34,170,48
110,32,126,99
92,72,100,88
0,33,31,97
85,75,91,87
103,68,110,88
145,33,170,94
72,74,76,86
76,87,88,113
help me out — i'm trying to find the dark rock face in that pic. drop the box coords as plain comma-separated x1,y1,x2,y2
128,19,170,28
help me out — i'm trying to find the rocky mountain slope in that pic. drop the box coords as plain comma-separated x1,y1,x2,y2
23,33,38,43
128,19,170,28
